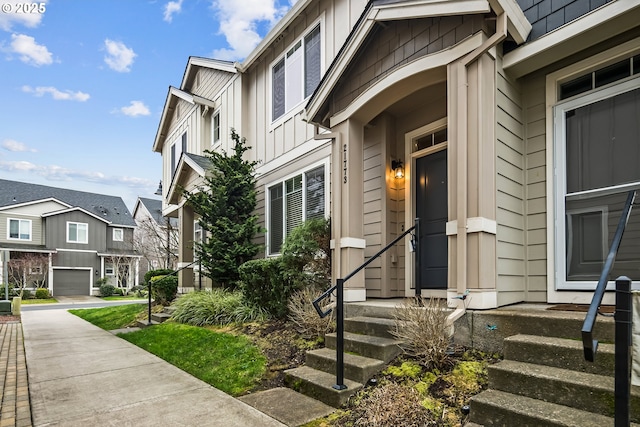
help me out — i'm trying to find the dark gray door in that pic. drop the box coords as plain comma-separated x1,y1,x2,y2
53,269,90,296
415,149,448,290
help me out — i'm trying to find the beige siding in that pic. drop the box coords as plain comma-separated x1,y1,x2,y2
363,128,384,294
0,213,44,245
495,60,526,306
522,74,547,301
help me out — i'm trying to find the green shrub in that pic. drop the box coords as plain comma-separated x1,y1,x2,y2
21,289,33,299
95,277,109,287
100,283,116,297
171,289,267,326
151,275,178,306
114,288,124,296
144,269,175,285
238,258,296,319
35,288,50,299
0,287,18,300
281,217,331,291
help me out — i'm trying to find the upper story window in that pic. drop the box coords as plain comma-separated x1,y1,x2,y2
212,110,221,147
113,228,123,242
8,218,31,241
171,132,187,174
267,164,326,255
272,24,321,122
67,222,88,244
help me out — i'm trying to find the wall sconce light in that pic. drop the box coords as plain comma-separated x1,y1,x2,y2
391,159,405,179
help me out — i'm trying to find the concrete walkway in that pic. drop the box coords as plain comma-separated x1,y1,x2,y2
21,309,286,427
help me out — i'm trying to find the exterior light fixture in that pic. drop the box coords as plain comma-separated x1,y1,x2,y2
154,181,163,196
391,159,404,179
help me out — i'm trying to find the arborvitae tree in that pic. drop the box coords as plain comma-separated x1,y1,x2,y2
182,129,261,288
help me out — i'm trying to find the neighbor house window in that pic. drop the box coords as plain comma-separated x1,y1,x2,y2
113,228,123,242
8,218,31,241
212,111,220,146
267,164,326,254
272,24,321,122
105,266,114,276
67,222,88,244
170,132,187,174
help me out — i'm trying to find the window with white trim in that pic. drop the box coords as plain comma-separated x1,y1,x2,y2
113,228,123,242
105,266,115,276
272,24,321,122
170,132,187,173
8,218,31,241
67,222,88,244
267,164,326,254
212,110,220,147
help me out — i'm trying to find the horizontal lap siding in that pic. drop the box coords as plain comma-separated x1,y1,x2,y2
523,76,547,301
496,65,526,306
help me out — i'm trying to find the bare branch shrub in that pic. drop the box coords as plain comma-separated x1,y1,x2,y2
349,383,433,427
287,287,336,340
390,297,452,370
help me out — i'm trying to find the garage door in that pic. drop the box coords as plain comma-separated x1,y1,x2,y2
53,269,91,296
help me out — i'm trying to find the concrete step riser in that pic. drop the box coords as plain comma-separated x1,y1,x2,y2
344,304,397,319
504,335,615,376
488,363,640,421
284,367,362,408
306,351,384,384
471,397,574,427
344,317,396,339
151,313,171,323
325,333,401,363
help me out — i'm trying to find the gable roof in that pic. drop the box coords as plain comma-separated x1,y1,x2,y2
167,153,212,205
134,197,164,225
0,179,136,227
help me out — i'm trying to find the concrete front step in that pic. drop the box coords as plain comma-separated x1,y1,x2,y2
284,366,363,407
344,316,396,339
136,319,160,328
305,347,385,384
470,389,640,427
325,332,401,363
151,312,171,323
504,334,615,376
488,359,640,421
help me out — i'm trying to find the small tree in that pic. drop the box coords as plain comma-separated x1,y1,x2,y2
7,252,50,297
182,129,262,288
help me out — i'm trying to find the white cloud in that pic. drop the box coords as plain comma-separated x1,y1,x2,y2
22,85,90,102
163,0,183,23
9,34,53,66
211,0,290,61
103,39,136,72
1,139,36,152
0,1,47,31
119,100,151,117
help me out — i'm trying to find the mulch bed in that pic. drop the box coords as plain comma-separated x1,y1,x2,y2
0,315,21,323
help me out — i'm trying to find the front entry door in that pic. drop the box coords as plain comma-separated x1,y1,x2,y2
415,149,448,290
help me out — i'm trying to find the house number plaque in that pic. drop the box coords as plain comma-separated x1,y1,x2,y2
343,143,347,183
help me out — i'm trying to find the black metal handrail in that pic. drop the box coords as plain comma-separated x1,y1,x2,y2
312,218,420,389
581,190,636,362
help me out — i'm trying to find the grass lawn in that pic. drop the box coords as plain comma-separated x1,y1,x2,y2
119,323,266,396
69,303,146,330
21,298,58,305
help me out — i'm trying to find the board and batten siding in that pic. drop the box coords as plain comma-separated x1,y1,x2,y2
495,59,526,306
45,211,107,252
523,74,547,301
0,213,44,245
242,0,367,169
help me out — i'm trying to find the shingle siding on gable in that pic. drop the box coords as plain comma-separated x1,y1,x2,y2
332,15,485,114
517,0,613,41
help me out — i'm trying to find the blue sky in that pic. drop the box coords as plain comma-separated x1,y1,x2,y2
0,0,296,210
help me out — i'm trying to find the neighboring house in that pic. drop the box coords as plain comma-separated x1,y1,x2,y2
0,179,140,296
153,0,640,310
132,197,178,284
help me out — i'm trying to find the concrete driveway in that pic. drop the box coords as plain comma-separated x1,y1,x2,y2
21,309,286,426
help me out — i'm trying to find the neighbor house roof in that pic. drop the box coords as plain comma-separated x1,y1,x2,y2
0,179,136,227
135,197,164,225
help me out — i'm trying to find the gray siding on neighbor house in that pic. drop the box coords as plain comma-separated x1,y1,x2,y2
517,0,613,41
496,58,527,306
53,251,100,275
106,226,134,251
45,211,108,252
332,15,485,114
523,74,548,301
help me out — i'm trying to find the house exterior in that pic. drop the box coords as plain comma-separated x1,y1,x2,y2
0,179,140,296
132,197,178,284
153,0,640,310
